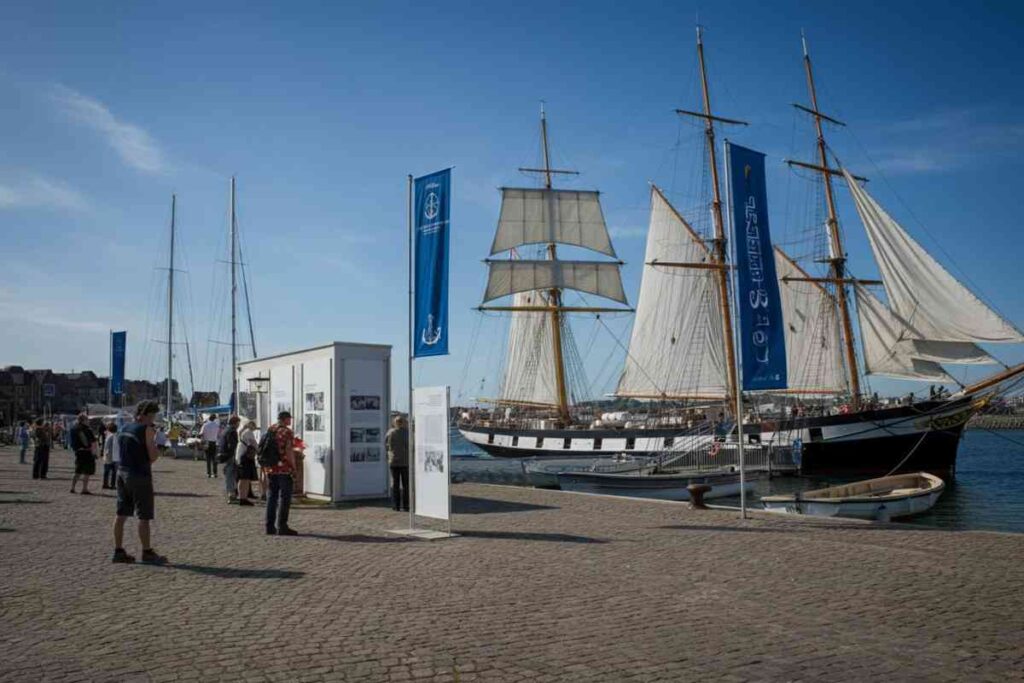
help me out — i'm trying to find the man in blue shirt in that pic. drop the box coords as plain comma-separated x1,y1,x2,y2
112,401,167,565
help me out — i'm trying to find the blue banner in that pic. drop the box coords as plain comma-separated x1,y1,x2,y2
413,169,451,358
110,331,127,397
726,143,787,391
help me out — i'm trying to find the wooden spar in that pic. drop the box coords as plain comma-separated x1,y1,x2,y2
798,33,863,410
478,305,631,313
613,392,729,401
786,159,867,182
959,361,1024,396
672,25,744,415
648,260,730,270
538,104,572,426
782,276,883,286
476,397,561,408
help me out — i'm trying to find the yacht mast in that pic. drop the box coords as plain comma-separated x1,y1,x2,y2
674,26,748,410
230,176,238,413
787,33,862,408
166,194,176,415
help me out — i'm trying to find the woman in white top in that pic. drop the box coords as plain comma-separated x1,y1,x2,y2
102,422,119,490
235,421,259,506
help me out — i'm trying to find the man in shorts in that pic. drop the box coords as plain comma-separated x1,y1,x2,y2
112,401,167,565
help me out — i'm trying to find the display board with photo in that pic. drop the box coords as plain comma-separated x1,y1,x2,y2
350,446,381,463
350,395,381,411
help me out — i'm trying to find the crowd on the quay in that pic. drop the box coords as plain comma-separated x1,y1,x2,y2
12,406,412,564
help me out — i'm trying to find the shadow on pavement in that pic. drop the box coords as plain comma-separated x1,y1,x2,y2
163,563,306,579
0,527,14,532
657,524,797,533
301,533,414,543
0,490,30,494
0,499,51,505
155,492,211,498
457,529,607,544
452,495,558,515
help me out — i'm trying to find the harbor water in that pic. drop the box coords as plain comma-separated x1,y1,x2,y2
450,428,1024,534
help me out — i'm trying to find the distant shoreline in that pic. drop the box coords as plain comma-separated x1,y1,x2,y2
967,415,1024,430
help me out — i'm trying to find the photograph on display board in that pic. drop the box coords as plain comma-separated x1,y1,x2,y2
350,395,380,411
350,427,380,444
312,444,330,464
304,413,324,432
423,449,445,473
350,446,381,463
275,401,292,416
305,391,325,411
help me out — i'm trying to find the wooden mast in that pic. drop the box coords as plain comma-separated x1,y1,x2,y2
673,26,747,412
538,104,572,425
797,33,862,409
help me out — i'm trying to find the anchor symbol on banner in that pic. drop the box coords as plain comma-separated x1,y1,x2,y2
421,314,442,346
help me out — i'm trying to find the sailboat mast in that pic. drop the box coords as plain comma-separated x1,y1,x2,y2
800,34,862,408
539,104,572,424
696,26,740,411
230,176,238,413
167,194,176,416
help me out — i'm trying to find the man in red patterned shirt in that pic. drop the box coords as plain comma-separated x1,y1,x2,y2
264,411,298,536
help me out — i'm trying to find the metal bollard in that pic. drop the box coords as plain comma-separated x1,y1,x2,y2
687,483,712,510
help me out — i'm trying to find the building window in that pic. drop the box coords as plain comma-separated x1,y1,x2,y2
626,437,635,450
487,432,495,445
563,437,572,449
536,437,544,449
512,436,519,447
593,438,603,450
664,436,674,448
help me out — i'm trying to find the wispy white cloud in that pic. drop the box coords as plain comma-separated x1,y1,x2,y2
0,174,89,212
868,108,1024,175
51,84,166,174
0,294,111,334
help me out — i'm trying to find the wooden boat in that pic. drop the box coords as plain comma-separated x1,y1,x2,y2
760,472,945,521
556,467,759,502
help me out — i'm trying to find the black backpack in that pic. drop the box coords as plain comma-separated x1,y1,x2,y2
256,427,281,468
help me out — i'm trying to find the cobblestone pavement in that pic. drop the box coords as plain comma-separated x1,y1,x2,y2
1,446,1023,682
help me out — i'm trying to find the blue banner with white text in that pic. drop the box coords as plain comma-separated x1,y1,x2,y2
110,331,127,398
726,143,787,391
413,169,451,358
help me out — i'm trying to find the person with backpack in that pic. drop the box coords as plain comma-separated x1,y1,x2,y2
258,411,298,536
112,400,167,565
69,413,98,495
219,415,240,504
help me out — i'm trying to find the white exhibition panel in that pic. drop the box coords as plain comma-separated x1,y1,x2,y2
301,357,332,498
413,385,450,521
342,358,389,497
270,364,294,420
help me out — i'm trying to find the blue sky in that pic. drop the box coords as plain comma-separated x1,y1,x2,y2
2,1,1023,408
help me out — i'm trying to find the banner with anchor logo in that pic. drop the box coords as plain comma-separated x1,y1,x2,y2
413,168,451,357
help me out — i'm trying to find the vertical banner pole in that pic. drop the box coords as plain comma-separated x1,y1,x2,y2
407,174,415,532
108,329,113,407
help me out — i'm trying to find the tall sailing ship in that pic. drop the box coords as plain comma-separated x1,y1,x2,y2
459,30,1024,476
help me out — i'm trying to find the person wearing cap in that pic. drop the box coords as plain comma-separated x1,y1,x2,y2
112,400,167,565
263,411,298,536
199,413,222,478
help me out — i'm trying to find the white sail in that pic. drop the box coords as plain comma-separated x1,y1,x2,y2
615,187,728,399
854,284,956,383
498,291,558,406
774,248,848,394
843,169,1024,343
491,188,617,258
483,259,627,305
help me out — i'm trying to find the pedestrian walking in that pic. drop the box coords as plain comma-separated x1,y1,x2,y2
260,411,298,536
31,419,52,479
69,413,98,495
235,420,258,506
219,415,240,504
385,415,410,512
199,414,221,478
16,421,29,464
102,422,119,489
112,400,167,565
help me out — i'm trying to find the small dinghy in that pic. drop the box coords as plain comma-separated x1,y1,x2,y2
761,472,945,521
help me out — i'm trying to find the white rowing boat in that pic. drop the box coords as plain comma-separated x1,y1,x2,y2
761,472,945,521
